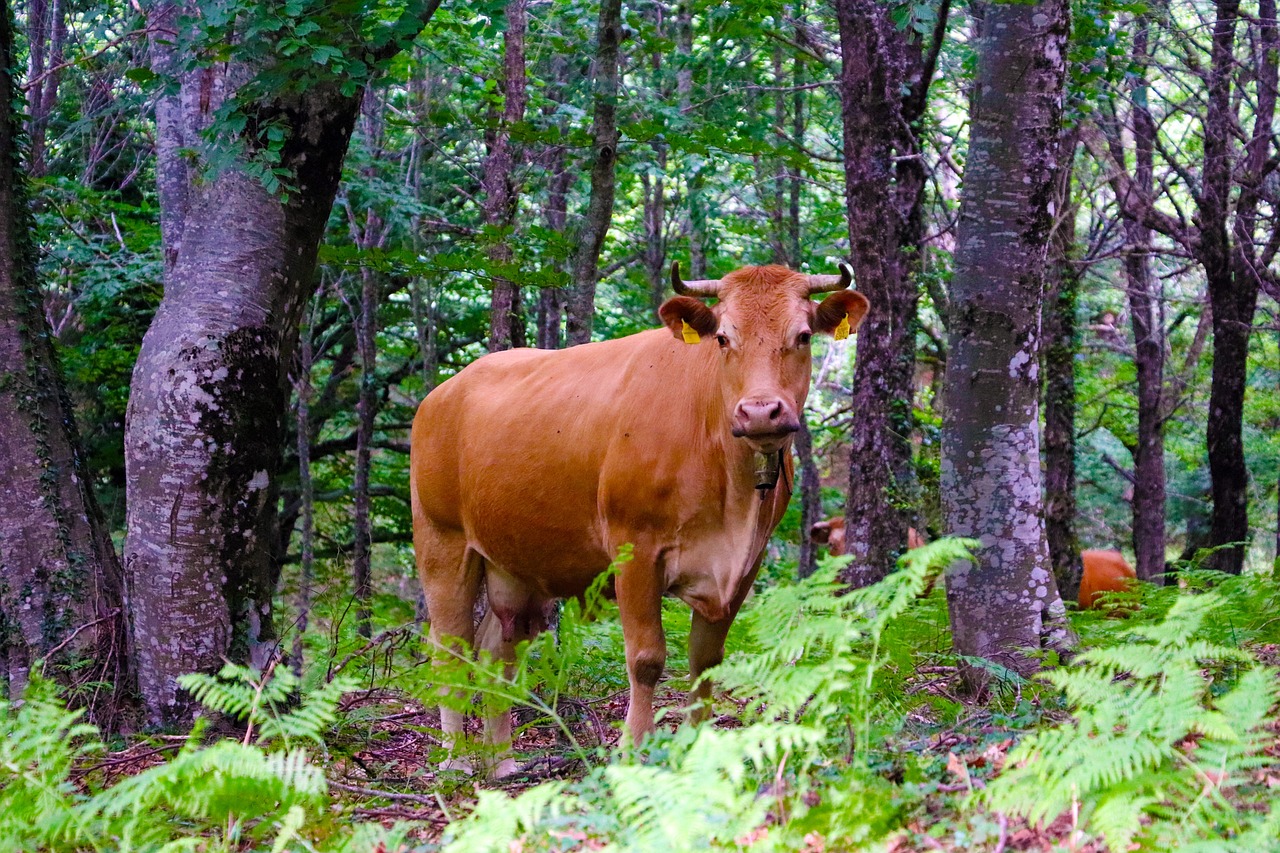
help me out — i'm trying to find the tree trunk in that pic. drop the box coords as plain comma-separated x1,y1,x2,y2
23,0,64,177
0,0,128,719
1124,26,1166,584
126,2,436,724
535,56,572,349
1042,134,1081,601
795,418,822,579
1200,0,1251,575
485,0,529,353
836,0,940,587
941,0,1074,682
789,2,805,269
564,0,622,346
676,1,707,278
352,263,378,639
291,302,316,677
641,165,667,314
535,157,568,349
769,43,790,265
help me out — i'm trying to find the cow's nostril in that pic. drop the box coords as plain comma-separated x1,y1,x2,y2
735,398,796,435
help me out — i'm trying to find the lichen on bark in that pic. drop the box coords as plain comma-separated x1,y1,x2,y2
941,0,1075,683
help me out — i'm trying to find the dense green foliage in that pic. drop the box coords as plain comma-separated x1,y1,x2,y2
987,591,1280,850
0,667,357,851
9,0,1280,850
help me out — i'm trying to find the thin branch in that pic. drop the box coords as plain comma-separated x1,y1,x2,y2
39,610,122,673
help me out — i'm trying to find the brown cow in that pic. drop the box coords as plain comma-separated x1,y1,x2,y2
808,516,925,556
1077,549,1136,610
411,263,869,775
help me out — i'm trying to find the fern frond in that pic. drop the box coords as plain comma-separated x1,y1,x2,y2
983,589,1280,851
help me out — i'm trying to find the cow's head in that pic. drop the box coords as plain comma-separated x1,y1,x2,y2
658,263,869,455
809,516,847,556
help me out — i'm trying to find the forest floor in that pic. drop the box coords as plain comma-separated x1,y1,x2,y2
70,663,1148,851
64,580,1280,852
327,640,1280,851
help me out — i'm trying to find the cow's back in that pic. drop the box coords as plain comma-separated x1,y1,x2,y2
1077,549,1136,610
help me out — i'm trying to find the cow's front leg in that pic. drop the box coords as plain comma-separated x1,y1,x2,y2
688,611,732,724
688,553,760,723
617,550,666,742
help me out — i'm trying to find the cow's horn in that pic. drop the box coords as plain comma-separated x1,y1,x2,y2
671,261,722,297
806,263,854,294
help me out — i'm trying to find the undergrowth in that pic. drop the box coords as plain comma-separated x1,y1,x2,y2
984,588,1280,852
3,547,1280,852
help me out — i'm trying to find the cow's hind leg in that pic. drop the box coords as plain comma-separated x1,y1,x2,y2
475,568,551,778
418,525,483,772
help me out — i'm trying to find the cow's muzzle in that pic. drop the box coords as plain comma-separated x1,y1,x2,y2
732,398,800,440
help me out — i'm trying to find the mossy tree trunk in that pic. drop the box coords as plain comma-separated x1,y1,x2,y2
1042,131,1080,602
0,0,128,720
836,0,948,587
941,0,1074,682
125,1,439,725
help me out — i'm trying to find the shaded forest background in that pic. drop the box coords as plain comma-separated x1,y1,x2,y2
5,0,1280,848
24,4,1275,628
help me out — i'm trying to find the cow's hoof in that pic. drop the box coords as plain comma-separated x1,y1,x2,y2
440,756,474,775
492,757,520,779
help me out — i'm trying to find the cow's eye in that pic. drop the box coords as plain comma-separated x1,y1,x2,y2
716,333,730,348
797,332,812,347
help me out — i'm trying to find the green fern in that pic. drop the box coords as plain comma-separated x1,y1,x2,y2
178,663,356,749
983,591,1280,852
0,676,102,850
0,666,356,852
436,539,972,852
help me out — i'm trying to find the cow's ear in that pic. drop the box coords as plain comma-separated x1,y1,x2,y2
659,296,718,343
813,290,870,337
809,521,832,545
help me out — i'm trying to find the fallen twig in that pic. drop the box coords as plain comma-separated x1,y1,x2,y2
329,779,440,805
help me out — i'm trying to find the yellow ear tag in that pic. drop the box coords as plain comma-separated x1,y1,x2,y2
833,314,851,341
681,319,701,344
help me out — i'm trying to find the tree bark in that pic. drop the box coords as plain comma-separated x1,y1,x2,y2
1123,24,1166,584
641,165,667,314
353,264,379,639
23,0,64,177
789,2,805,269
795,418,822,579
836,0,942,587
0,0,128,718
535,55,572,349
536,155,570,349
126,2,437,724
1200,0,1243,575
1042,133,1081,601
941,0,1074,681
676,1,707,278
565,0,622,346
291,302,316,677
485,0,529,352
769,42,790,265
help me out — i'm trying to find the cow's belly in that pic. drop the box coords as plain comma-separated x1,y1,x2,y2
459,475,613,600
471,536,611,601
